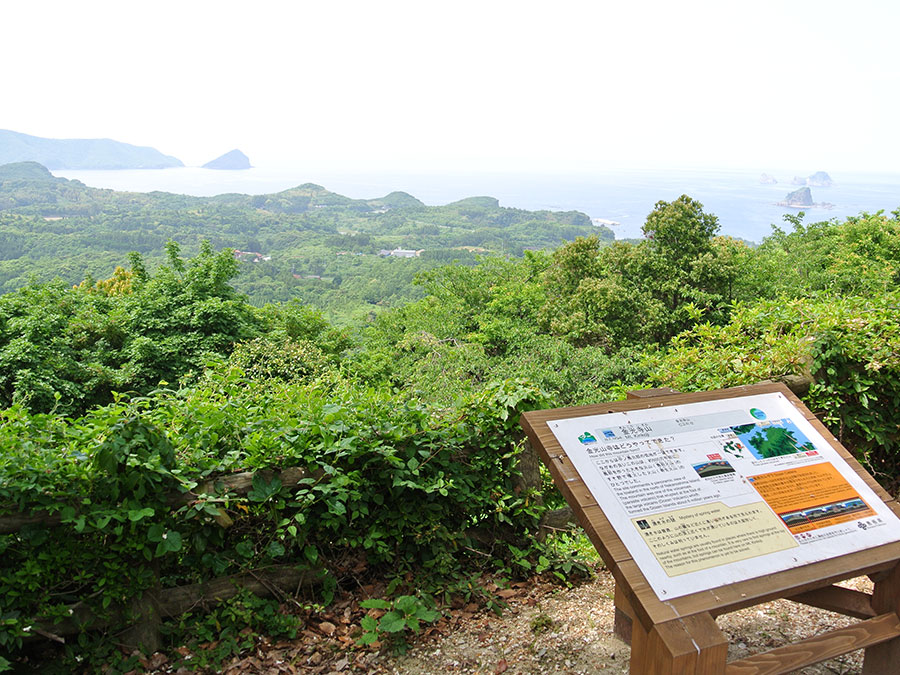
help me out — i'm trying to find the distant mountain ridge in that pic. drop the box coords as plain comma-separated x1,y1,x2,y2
0,129,183,170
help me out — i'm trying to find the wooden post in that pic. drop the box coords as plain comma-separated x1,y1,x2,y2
863,563,900,673
119,589,162,653
613,583,634,644
631,613,727,674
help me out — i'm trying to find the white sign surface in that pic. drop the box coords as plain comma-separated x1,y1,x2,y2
549,392,900,600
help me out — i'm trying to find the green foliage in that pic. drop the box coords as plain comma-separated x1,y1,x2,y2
352,253,648,406
4,179,900,669
538,197,748,349
0,371,553,664
358,594,440,651
530,612,555,634
228,337,328,382
0,167,610,319
642,194,720,268
751,211,900,297
162,590,302,669
0,243,261,416
650,292,900,488
746,427,813,458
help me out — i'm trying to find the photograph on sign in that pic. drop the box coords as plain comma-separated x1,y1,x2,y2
548,391,900,600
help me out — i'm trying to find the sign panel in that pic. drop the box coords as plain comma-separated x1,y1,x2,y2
548,391,900,599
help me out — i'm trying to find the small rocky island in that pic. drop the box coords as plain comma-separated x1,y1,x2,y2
807,171,833,187
791,171,833,187
759,173,778,184
202,149,251,170
777,186,834,209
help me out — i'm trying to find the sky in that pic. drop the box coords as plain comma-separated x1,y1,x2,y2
3,0,899,173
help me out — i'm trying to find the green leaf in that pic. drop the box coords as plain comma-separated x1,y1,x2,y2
147,523,165,542
360,598,391,610
164,529,182,552
416,607,440,622
394,595,418,614
378,611,408,633
128,507,155,522
357,631,378,645
247,473,282,502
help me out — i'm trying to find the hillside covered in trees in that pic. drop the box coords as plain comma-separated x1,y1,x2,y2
1,167,899,672
0,161,610,322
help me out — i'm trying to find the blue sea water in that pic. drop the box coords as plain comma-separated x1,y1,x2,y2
53,166,900,243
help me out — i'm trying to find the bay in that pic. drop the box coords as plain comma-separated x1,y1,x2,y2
53,166,900,243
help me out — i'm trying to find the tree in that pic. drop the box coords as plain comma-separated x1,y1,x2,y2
642,194,720,268
0,244,263,416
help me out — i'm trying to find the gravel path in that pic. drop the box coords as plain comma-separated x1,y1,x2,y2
386,570,872,674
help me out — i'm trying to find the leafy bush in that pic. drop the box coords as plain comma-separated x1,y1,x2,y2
0,243,261,416
358,594,440,651
0,371,552,665
651,292,900,489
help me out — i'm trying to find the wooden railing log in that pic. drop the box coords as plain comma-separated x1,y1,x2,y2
29,565,321,642
0,466,315,534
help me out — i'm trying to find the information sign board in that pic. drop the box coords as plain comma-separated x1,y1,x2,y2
547,390,900,600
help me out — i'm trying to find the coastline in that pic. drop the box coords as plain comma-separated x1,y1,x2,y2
51,166,900,243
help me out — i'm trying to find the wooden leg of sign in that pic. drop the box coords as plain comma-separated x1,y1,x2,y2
630,613,727,674
863,562,900,674
613,583,634,644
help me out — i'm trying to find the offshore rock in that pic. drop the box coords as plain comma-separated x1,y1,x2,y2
777,186,834,210
806,171,833,187
779,187,814,207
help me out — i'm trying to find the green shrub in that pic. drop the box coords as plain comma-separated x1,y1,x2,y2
651,292,900,489
0,371,553,666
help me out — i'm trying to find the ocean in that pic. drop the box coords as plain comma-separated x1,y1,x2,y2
52,166,900,243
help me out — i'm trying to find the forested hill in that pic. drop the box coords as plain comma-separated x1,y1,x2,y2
0,161,610,320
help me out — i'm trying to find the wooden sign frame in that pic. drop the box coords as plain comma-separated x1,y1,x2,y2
520,382,900,674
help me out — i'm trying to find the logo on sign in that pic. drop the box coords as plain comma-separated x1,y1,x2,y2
707,453,721,460
750,408,767,420
578,432,597,444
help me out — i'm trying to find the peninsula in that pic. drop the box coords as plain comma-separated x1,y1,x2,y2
0,129,183,170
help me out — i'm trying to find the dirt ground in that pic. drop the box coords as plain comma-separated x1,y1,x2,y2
384,569,870,675
164,567,873,675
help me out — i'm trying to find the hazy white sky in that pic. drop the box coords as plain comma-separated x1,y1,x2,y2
3,0,899,172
